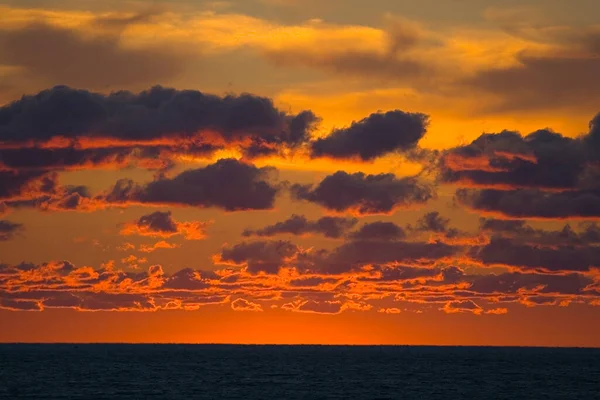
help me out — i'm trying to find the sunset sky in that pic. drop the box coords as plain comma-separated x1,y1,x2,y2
1,0,600,346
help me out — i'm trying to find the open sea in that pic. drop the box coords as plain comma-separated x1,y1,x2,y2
0,344,599,399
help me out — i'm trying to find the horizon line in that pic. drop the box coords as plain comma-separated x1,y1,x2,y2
2,342,599,349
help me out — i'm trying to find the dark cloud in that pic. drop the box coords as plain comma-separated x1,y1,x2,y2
588,112,600,148
310,110,428,160
441,128,592,190
469,237,600,272
217,232,460,275
404,212,469,243
0,172,100,213
348,221,406,241
579,222,600,244
468,271,593,296
0,220,23,241
480,218,600,246
243,214,357,238
0,146,146,171
479,218,530,234
456,188,600,219
135,211,177,233
288,276,340,287
0,86,318,164
0,172,95,214
412,211,450,233
105,158,281,211
0,170,51,200
120,211,209,240
162,268,214,291
0,20,186,90
370,264,441,282
292,171,434,214
218,240,299,274
442,115,600,218
314,239,459,274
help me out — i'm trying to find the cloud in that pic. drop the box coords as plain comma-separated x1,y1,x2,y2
311,239,460,274
412,211,450,233
470,237,600,273
441,300,484,315
281,299,371,315
120,255,147,269
0,146,169,172
480,218,600,246
288,276,340,287
468,271,593,296
216,232,461,275
0,86,318,168
219,228,464,275
120,211,210,240
243,214,357,238
405,212,475,244
456,188,600,219
231,298,263,312
486,308,509,315
347,221,406,241
369,265,443,282
292,171,434,214
0,172,107,214
0,261,225,312
0,170,52,200
218,240,299,274
1,258,597,313
0,173,103,217
0,219,22,241
105,158,281,211
162,268,215,291
139,241,180,253
441,301,507,316
440,115,600,219
479,218,531,234
310,110,428,161
378,307,402,314
464,42,600,112
262,17,434,83
0,21,188,90
440,127,594,191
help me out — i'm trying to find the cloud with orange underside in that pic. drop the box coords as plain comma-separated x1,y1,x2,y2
139,241,180,253
120,211,210,240
231,298,263,312
1,255,599,313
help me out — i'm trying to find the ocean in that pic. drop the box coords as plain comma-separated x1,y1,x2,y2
0,344,599,399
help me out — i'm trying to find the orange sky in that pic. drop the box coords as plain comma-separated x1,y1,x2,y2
0,0,599,346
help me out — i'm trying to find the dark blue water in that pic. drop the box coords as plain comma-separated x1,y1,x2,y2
1,345,599,399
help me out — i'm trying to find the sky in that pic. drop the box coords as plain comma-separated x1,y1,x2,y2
0,0,600,346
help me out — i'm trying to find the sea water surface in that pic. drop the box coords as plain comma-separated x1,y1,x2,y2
0,344,599,399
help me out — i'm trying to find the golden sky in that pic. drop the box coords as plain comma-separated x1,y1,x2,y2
1,0,600,346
